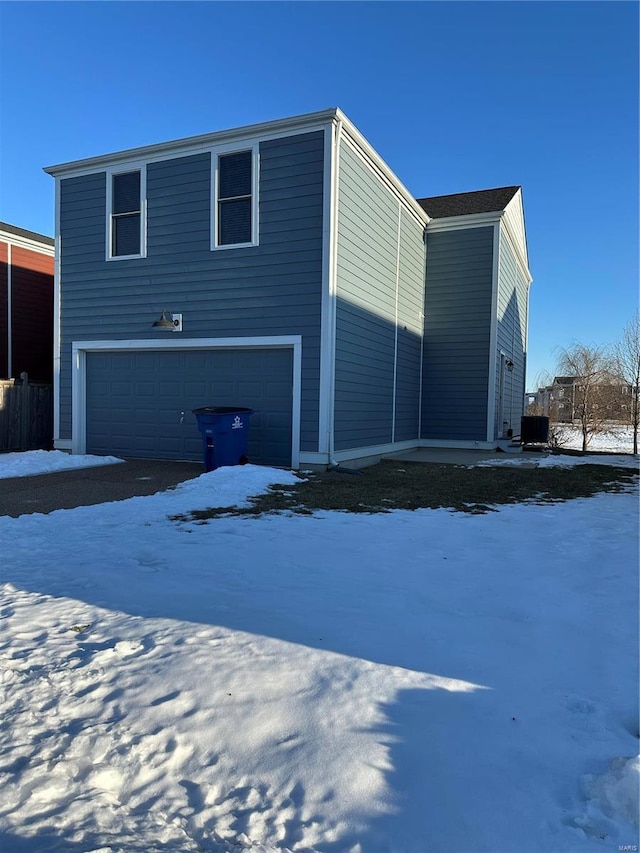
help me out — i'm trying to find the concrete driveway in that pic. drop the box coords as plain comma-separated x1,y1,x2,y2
0,459,203,518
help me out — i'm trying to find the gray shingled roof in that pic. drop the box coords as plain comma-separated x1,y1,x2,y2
417,186,520,219
0,221,54,246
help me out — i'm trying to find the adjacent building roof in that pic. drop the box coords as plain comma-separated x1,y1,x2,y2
417,186,520,219
0,221,54,246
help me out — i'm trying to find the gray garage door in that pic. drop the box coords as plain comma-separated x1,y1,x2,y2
86,348,293,466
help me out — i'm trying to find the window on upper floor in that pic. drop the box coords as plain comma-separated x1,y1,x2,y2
107,167,146,259
212,146,258,249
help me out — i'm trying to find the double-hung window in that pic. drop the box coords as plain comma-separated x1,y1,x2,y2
108,166,146,259
212,145,258,249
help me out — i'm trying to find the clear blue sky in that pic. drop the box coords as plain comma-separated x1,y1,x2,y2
0,1,637,388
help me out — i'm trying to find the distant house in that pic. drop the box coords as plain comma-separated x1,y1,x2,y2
533,375,631,423
0,222,55,382
44,108,532,467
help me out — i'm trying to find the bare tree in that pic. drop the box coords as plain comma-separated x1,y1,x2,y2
556,343,614,451
615,312,640,455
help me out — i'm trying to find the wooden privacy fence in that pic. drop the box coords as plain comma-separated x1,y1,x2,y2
0,373,53,452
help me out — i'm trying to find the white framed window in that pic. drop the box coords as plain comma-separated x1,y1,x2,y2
211,143,259,250
106,164,147,260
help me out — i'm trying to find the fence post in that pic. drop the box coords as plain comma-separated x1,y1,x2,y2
20,372,30,451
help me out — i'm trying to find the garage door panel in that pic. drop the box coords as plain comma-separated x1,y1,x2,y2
184,381,208,397
135,382,156,396
86,348,293,466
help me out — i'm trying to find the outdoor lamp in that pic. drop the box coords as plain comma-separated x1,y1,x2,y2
152,309,181,330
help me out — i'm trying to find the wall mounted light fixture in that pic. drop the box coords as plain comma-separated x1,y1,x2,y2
152,310,182,331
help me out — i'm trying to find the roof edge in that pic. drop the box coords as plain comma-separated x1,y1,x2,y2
44,108,340,177
336,110,430,225
417,185,520,218
0,222,55,250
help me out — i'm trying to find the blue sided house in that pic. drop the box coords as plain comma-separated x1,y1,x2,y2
45,109,532,469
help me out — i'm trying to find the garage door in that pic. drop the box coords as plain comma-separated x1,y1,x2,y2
86,348,293,466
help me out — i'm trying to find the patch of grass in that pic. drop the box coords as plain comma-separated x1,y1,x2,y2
170,459,638,523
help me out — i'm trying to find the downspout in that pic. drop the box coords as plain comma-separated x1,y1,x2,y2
327,116,343,468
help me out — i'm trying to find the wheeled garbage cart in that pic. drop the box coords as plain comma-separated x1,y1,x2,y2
192,407,254,472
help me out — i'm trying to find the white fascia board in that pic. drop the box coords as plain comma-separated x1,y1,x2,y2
0,229,55,256
44,109,340,178
426,211,503,232
337,117,429,228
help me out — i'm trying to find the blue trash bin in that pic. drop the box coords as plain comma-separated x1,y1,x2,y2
192,407,254,472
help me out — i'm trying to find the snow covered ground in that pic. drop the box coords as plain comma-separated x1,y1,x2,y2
479,425,638,469
0,449,123,479
553,424,636,455
1,459,638,852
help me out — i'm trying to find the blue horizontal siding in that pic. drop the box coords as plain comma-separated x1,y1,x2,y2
58,131,326,453
422,226,494,442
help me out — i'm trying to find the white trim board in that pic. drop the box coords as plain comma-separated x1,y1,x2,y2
210,141,260,251
0,230,55,256
318,122,338,456
71,335,302,468
105,163,147,261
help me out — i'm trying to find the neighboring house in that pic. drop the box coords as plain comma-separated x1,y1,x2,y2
0,223,55,382
534,375,631,424
44,108,532,468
